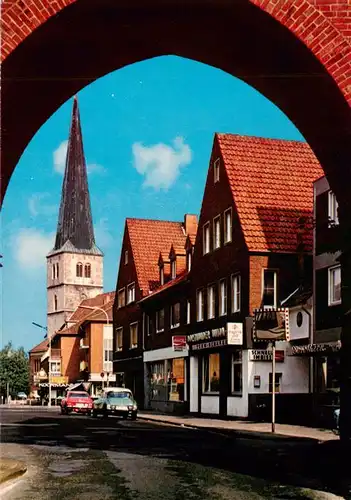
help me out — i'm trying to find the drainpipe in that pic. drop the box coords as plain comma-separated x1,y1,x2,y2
302,306,313,394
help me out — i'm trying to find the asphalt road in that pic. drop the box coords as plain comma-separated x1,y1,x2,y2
0,407,349,499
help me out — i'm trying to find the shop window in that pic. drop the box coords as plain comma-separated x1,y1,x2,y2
328,265,341,306
269,372,282,393
116,327,123,352
76,262,83,277
171,259,177,280
219,279,227,316
213,215,221,249
328,191,339,226
231,351,242,394
326,356,340,390
224,208,232,243
130,323,138,348
117,288,125,308
156,309,165,333
262,270,277,308
231,274,241,313
207,284,216,319
127,283,135,304
203,222,210,255
214,158,220,183
196,289,204,322
149,359,186,403
84,263,91,278
203,353,220,393
186,300,191,324
170,303,180,328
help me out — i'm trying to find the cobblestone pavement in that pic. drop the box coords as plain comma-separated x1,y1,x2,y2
0,408,348,500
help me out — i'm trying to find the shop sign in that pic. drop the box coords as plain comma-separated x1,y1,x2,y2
227,323,243,345
290,341,341,356
253,308,290,342
50,375,68,384
172,335,187,351
249,349,285,362
192,339,227,351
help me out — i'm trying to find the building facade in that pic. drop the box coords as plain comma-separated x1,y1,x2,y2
46,96,103,338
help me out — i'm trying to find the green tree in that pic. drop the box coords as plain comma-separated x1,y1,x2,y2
0,342,30,398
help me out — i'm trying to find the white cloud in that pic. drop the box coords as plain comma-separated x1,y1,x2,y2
53,141,104,175
94,218,113,249
53,140,68,174
28,193,57,218
132,136,192,190
13,229,55,270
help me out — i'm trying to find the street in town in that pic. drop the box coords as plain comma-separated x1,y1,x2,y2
0,407,349,500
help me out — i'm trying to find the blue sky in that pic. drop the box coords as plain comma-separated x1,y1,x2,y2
1,55,304,352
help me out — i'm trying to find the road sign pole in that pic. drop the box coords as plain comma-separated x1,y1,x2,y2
272,341,276,434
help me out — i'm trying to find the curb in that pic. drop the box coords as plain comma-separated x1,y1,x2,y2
137,415,321,442
0,460,27,486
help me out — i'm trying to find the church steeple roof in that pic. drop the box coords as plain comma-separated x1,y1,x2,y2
50,96,102,256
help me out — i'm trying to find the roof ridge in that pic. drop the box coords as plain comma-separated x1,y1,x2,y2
216,132,308,146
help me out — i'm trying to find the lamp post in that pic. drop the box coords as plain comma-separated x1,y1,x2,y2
32,322,51,407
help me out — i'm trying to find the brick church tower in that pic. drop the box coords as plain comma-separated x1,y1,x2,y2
46,97,103,337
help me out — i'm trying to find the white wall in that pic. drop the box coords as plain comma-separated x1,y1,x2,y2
248,343,309,394
201,395,219,414
227,350,249,418
189,357,199,413
289,306,311,341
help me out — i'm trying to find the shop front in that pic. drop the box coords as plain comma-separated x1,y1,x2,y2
144,344,188,414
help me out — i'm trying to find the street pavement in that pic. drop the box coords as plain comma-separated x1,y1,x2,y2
0,407,349,499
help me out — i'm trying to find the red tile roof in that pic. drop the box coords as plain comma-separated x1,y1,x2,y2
29,338,48,354
139,271,189,303
126,218,188,295
67,292,115,323
217,134,323,253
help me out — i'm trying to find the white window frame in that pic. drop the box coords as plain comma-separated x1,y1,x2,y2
219,279,227,316
124,250,128,265
170,303,180,329
213,215,221,250
231,274,241,313
129,322,138,349
328,191,339,226
214,158,220,183
187,251,192,272
116,327,123,352
156,309,165,333
203,222,210,255
224,208,232,244
207,284,215,320
262,270,278,309
231,351,243,395
117,288,125,309
171,260,177,280
127,282,136,304
186,300,191,324
328,265,341,306
50,360,61,375
196,289,204,322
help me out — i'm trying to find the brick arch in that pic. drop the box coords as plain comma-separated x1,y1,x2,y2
2,0,350,103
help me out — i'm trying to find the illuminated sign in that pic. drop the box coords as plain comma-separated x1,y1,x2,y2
187,324,243,350
253,308,290,342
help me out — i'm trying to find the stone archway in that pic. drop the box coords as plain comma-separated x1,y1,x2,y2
1,0,351,440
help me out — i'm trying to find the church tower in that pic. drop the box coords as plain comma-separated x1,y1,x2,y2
47,97,103,337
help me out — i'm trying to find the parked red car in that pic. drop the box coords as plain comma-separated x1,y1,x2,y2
61,391,93,415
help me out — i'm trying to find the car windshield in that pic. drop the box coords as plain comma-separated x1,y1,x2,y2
107,391,132,399
68,392,89,398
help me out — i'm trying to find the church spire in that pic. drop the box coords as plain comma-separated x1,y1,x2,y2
53,96,100,254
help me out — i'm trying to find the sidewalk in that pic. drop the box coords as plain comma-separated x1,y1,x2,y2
0,458,27,485
139,412,338,442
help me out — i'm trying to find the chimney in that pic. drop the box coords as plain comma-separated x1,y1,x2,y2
184,214,198,236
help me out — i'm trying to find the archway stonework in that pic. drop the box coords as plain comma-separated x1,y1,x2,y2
1,0,351,440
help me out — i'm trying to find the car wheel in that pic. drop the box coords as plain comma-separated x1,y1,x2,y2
60,407,65,415
103,408,108,418
131,414,137,421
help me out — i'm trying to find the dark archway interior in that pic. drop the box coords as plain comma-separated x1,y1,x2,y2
1,0,350,208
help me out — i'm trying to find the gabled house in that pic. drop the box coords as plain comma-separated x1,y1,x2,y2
113,215,197,408
186,133,323,421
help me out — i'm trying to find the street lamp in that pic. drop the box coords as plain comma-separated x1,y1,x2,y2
32,322,52,408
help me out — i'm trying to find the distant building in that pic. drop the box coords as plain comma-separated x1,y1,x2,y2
46,96,103,338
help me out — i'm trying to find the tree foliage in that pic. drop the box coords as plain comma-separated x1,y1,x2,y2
0,342,30,397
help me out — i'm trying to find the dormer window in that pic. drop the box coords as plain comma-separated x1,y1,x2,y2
127,283,135,304
84,263,91,278
214,158,220,183
125,250,128,265
160,266,164,286
76,262,83,277
328,191,339,226
171,260,176,280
